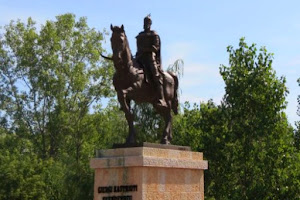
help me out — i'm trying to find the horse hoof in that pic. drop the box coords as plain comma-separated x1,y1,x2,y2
160,138,170,145
156,100,168,108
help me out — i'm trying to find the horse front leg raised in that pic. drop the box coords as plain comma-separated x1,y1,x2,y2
117,90,136,144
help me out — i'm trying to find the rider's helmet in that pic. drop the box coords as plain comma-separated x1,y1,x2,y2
143,14,152,30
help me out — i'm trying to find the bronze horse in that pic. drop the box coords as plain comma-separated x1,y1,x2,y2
109,25,178,144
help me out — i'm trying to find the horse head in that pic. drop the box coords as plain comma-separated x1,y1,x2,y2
110,24,130,66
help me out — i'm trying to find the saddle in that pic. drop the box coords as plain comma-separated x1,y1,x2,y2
137,62,164,84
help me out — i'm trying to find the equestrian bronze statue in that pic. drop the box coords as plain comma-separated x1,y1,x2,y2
108,16,179,145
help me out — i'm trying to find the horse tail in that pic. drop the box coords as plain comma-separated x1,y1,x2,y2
168,71,179,115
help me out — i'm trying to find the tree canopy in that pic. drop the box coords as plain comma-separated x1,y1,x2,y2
0,13,123,200
173,38,300,199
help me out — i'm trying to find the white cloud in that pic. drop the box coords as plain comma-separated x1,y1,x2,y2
184,62,217,74
174,60,225,106
180,62,222,86
162,42,225,106
164,42,196,66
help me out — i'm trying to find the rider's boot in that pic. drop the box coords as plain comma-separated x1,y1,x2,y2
157,85,167,107
154,76,167,108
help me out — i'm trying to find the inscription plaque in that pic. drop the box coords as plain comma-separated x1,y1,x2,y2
98,185,138,200
103,196,132,200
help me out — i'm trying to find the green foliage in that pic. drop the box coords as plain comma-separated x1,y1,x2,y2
210,38,300,199
0,13,114,158
172,102,204,151
0,13,117,200
132,103,163,143
0,134,43,200
295,78,300,150
173,38,300,199
93,99,128,147
0,133,61,200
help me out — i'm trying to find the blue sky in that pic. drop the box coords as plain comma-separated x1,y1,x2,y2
0,0,299,126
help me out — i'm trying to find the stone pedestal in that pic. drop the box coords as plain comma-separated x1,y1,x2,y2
90,143,208,200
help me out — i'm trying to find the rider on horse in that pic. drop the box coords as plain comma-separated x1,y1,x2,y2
136,15,167,108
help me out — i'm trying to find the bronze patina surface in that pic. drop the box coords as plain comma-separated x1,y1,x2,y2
109,16,179,145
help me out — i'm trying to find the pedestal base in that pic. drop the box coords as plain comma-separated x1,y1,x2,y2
90,143,208,200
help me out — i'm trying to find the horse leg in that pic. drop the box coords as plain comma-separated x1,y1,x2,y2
125,98,136,144
161,111,172,145
117,91,136,144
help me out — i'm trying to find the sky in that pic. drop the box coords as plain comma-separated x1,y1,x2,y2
0,0,299,126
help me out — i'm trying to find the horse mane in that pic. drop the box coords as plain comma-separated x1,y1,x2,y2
111,25,141,69
122,30,142,70
123,32,134,61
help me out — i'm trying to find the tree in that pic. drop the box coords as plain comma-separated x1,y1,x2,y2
0,13,115,200
206,38,300,199
172,101,205,151
0,131,69,200
0,13,114,158
173,39,300,199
